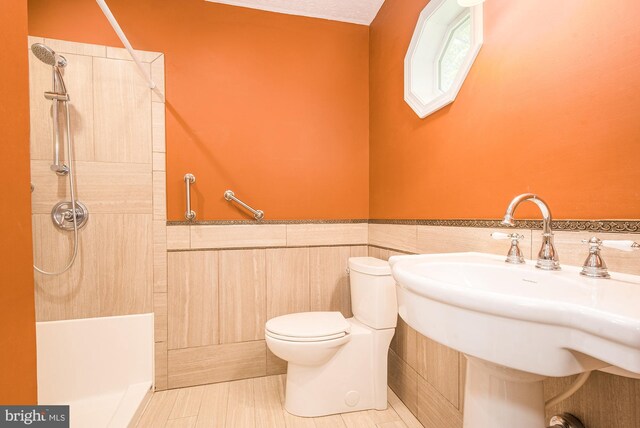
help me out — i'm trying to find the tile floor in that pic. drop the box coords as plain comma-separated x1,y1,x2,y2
135,375,423,427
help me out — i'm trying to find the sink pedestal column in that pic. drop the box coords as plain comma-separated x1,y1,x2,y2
463,356,547,428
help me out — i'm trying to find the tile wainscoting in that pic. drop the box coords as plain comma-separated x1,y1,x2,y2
368,222,640,428
159,222,369,390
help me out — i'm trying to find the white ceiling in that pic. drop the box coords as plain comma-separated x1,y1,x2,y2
205,0,385,25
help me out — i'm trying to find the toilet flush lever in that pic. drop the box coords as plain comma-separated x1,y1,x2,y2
491,232,525,264
580,237,639,279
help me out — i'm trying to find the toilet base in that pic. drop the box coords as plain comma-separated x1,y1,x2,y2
283,319,394,417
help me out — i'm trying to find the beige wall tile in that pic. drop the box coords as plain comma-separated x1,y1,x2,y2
93,57,152,163
151,55,165,103
459,354,467,413
153,152,166,171
153,171,167,220
27,36,44,48
29,53,95,161
417,336,460,409
155,342,168,391
309,246,352,317
168,341,266,389
388,350,419,416
167,226,191,250
154,292,167,343
105,46,162,62
417,226,533,259
219,249,267,344
369,224,418,253
391,316,418,371
30,160,152,214
168,251,219,349
417,376,462,428
154,220,168,292
350,245,368,258
532,231,640,275
34,214,153,321
544,371,639,428
266,248,310,319
152,102,166,153
266,348,287,376
43,37,106,57
286,223,368,246
191,225,287,250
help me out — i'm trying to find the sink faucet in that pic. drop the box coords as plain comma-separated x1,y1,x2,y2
501,193,560,270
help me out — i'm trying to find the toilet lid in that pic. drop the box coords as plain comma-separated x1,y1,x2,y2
265,312,350,341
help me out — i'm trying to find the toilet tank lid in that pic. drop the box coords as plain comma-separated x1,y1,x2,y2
349,257,391,276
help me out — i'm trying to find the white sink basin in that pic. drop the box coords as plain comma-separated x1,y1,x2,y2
390,252,640,428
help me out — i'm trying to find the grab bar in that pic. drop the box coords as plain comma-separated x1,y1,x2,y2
184,174,196,221
224,190,264,220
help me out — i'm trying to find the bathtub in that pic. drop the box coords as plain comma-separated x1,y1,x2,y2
36,314,154,428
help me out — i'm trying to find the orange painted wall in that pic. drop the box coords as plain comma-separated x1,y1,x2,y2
0,0,38,404
28,0,370,220
370,0,640,219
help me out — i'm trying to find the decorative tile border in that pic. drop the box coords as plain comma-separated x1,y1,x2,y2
369,219,640,233
167,219,369,226
169,219,640,233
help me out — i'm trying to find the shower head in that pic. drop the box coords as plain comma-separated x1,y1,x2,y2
31,43,67,68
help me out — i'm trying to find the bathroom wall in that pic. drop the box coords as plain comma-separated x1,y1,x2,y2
0,0,38,404
28,38,166,324
27,0,370,221
370,222,640,428
369,0,640,219
158,222,368,390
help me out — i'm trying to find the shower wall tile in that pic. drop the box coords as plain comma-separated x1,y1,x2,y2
265,248,310,319
93,57,152,163
218,249,267,344
43,37,106,57
155,341,168,391
152,102,166,153
33,214,153,321
153,152,166,171
153,220,168,292
154,293,168,343
27,36,44,49
106,46,162,63
30,160,152,214
168,251,219,350
29,52,95,161
153,172,167,220
151,56,165,103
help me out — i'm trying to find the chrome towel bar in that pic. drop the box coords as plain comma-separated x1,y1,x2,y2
224,190,264,221
184,174,196,221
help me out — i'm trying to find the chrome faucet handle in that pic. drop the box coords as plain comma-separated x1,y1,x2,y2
580,237,639,279
491,232,525,264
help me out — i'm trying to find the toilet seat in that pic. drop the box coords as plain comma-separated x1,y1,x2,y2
265,312,350,342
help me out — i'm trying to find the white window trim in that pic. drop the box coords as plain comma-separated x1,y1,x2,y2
404,0,483,119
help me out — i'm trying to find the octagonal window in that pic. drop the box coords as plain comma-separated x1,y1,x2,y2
404,0,483,118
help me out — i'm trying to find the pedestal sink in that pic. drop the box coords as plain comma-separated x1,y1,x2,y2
390,252,640,428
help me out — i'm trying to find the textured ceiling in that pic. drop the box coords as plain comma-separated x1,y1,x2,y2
205,0,385,25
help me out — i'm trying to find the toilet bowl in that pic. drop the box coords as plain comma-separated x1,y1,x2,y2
265,257,397,417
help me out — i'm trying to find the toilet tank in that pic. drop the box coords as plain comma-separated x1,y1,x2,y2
348,257,397,329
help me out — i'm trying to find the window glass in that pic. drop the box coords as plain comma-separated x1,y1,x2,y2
438,14,472,92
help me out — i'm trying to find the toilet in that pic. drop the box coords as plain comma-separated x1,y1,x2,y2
265,257,397,417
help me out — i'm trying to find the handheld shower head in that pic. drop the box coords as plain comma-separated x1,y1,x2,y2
31,43,67,68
